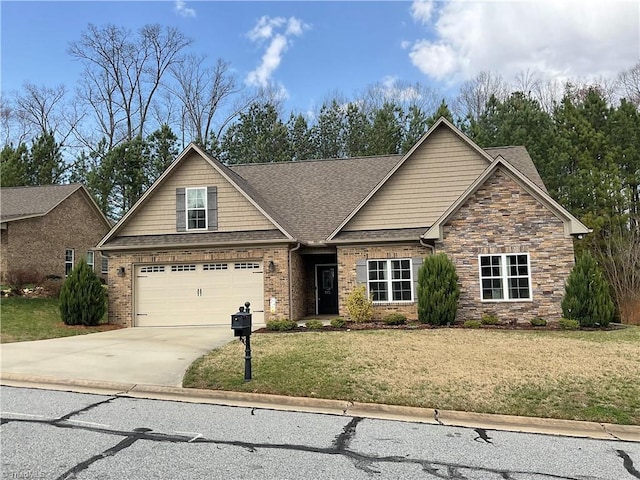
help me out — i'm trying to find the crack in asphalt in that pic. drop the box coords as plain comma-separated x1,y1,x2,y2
54,397,118,423
473,427,494,444
617,450,640,479
1,415,609,479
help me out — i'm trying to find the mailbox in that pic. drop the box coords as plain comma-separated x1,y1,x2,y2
231,302,252,337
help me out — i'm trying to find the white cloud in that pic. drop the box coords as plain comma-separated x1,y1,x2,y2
411,0,435,24
246,16,309,88
407,0,639,84
174,0,195,18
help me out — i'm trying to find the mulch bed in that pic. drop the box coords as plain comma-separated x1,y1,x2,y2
56,323,125,332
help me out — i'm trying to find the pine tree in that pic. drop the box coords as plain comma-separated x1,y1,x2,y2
59,258,107,326
417,253,460,325
561,251,615,327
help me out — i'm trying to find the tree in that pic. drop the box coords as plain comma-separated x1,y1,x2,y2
59,258,107,326
287,113,315,161
69,23,192,148
0,143,30,186
220,102,290,164
169,56,247,151
145,124,179,182
400,105,429,153
617,62,640,107
455,70,509,122
311,100,345,158
561,251,615,327
343,102,370,157
417,253,460,326
366,102,402,155
425,99,454,127
29,131,66,184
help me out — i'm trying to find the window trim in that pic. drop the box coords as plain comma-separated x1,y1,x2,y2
65,249,74,277
185,187,208,231
366,258,414,304
478,253,532,302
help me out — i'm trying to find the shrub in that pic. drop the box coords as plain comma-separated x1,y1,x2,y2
59,258,107,326
383,313,407,325
330,318,346,328
463,320,481,329
417,253,460,326
42,278,64,298
265,318,298,331
346,285,373,323
562,251,615,328
530,317,547,327
4,269,45,295
481,314,500,325
305,319,324,330
559,318,580,330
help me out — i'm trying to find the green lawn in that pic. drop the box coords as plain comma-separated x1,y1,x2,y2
1,297,115,343
184,326,640,425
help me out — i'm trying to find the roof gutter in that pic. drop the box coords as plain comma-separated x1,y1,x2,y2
419,237,436,254
96,238,298,252
288,242,301,321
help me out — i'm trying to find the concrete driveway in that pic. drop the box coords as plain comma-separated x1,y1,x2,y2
0,327,235,387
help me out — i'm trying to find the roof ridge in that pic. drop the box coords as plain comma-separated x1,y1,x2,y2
229,153,402,167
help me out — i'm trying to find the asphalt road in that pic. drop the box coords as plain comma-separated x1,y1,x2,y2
1,386,639,480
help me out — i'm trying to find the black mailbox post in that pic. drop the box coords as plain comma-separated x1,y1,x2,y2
231,302,252,382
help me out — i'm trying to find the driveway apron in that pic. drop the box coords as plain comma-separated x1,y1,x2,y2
0,327,234,386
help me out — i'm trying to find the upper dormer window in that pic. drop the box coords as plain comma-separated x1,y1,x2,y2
186,187,207,230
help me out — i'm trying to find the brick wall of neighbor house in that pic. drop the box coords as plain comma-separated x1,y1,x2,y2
437,169,576,323
289,249,306,320
337,243,432,321
0,229,8,280
106,245,292,326
2,190,109,281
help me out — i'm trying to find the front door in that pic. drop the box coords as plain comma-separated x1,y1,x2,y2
316,264,338,315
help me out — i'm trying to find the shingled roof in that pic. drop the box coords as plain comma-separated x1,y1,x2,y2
231,155,401,243
485,146,547,192
1,184,86,222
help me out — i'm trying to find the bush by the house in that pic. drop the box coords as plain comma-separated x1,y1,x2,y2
561,251,615,328
59,258,107,326
346,284,373,323
383,313,407,325
265,318,298,331
463,320,481,329
330,318,346,328
417,253,460,326
42,278,64,298
481,314,500,325
559,318,580,330
305,319,324,330
4,269,45,296
530,317,547,327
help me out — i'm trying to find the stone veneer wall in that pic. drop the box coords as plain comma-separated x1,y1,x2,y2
1,190,109,281
437,169,576,323
106,245,291,326
337,243,432,321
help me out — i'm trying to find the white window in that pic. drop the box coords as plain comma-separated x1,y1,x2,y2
65,249,74,276
140,266,165,273
171,264,196,272
203,263,228,271
186,187,207,230
367,259,413,303
101,256,109,274
86,251,95,271
479,253,532,301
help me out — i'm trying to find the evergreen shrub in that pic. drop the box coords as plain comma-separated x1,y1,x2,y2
562,251,615,327
59,258,107,326
330,318,346,328
305,319,324,330
417,253,460,325
266,318,298,331
346,285,373,323
383,313,407,325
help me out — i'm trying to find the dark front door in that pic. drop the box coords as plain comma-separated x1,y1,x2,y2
316,264,338,315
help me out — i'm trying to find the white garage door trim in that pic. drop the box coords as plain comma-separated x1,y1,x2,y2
134,261,264,327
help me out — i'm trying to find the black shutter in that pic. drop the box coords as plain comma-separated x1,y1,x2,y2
176,188,186,232
207,186,218,231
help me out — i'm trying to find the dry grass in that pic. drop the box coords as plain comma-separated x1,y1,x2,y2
184,327,640,424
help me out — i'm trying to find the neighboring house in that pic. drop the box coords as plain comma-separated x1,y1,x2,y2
1,184,112,282
97,118,590,328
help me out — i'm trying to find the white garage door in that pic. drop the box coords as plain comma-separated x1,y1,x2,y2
135,262,264,327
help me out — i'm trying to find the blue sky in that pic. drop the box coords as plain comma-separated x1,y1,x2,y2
1,0,639,116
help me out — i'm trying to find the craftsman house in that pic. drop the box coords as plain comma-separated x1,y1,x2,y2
97,118,589,327
1,184,111,282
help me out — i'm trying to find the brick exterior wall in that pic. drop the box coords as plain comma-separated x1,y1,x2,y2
436,169,576,323
1,190,110,282
106,245,292,326
337,243,432,321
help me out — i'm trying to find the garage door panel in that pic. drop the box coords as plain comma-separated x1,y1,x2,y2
135,262,264,327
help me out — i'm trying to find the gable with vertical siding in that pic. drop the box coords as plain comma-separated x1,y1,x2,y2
119,151,274,236
343,126,490,231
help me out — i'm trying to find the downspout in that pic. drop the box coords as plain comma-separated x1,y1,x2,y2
419,237,435,254
288,242,301,320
